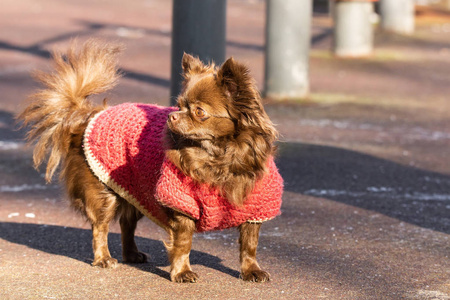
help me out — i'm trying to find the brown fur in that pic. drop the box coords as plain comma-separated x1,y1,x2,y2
17,39,277,282
166,54,278,205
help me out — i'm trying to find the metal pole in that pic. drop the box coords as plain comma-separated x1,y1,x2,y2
329,0,335,17
264,0,312,100
333,0,375,57
170,0,226,105
379,0,415,35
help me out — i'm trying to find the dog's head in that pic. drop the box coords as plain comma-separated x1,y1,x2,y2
168,53,277,145
167,55,235,141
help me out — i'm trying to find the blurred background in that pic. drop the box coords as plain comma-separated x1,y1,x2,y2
2,0,449,173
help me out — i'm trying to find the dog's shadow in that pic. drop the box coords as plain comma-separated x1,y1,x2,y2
0,222,240,280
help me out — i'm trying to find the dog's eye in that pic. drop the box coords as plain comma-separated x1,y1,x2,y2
194,107,207,119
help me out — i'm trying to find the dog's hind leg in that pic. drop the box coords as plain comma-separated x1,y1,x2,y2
62,125,120,268
91,221,117,268
66,172,120,268
119,201,147,263
88,191,120,268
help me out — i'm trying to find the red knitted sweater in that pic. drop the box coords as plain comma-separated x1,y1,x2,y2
83,103,283,232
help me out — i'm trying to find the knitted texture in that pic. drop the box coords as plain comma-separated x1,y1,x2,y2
156,156,283,232
83,103,283,232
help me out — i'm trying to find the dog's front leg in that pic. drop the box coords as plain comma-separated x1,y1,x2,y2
166,211,198,283
239,222,270,282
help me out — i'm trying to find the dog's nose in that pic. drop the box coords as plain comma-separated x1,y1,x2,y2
169,112,179,122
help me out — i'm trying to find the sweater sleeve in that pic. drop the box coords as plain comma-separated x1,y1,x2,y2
155,158,201,220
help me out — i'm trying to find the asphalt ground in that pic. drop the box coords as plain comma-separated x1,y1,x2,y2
0,0,450,299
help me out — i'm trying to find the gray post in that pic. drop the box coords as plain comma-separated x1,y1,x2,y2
170,0,226,105
333,0,375,57
264,0,312,100
379,0,415,35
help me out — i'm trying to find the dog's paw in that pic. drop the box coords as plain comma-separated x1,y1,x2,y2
123,251,148,264
92,257,118,269
241,270,270,282
171,270,199,283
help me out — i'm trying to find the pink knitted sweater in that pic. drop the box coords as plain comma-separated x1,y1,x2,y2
83,103,283,232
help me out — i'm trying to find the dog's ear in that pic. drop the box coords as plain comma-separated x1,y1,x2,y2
182,53,204,77
217,57,249,98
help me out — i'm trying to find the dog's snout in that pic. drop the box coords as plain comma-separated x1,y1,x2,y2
169,112,180,123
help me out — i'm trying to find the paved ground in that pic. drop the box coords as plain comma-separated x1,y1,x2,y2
1,0,450,299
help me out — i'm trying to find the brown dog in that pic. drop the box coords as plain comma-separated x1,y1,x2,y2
18,39,281,283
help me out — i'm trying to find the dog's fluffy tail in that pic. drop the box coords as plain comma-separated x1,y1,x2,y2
17,39,123,182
